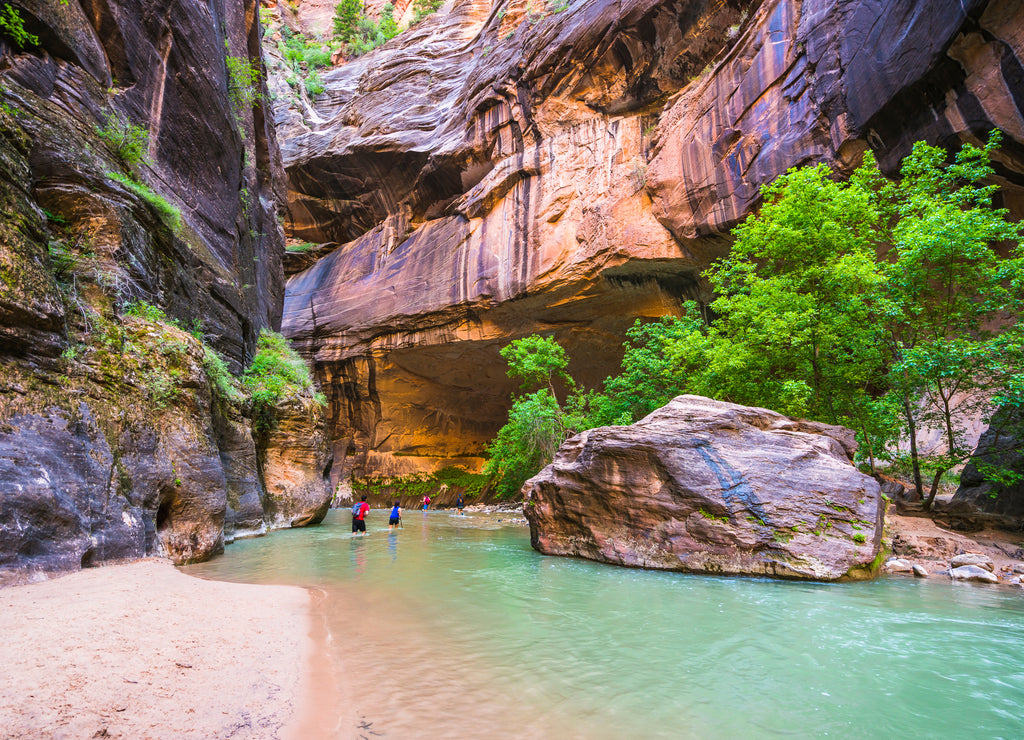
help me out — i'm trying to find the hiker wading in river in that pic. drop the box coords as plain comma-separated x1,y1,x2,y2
352,496,370,535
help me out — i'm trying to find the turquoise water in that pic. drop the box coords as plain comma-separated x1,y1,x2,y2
184,510,1024,738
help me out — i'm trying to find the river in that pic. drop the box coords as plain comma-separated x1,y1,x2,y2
183,510,1024,738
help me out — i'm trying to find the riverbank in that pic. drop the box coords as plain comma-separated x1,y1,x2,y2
0,558,313,739
886,511,1024,585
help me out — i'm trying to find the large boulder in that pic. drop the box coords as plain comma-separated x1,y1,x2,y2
523,395,883,581
951,408,1024,520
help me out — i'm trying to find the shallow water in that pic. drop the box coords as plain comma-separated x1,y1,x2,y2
184,510,1024,738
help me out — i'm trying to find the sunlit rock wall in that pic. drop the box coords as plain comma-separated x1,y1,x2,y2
275,0,1024,485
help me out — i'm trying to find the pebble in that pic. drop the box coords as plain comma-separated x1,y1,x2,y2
949,564,999,583
949,553,994,572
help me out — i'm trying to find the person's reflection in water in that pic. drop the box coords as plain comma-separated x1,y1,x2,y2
349,536,367,577
388,529,399,563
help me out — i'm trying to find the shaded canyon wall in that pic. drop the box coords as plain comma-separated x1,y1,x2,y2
0,0,330,583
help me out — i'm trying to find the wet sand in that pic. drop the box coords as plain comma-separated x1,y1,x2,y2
0,558,316,739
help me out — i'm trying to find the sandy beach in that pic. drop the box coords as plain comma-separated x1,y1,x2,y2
0,559,314,739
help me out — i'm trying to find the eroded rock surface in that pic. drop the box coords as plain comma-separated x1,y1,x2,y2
273,0,1024,481
259,395,333,528
0,0,327,581
523,395,883,581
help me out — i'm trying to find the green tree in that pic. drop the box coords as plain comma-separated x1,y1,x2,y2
484,389,564,499
699,158,895,468
876,134,1024,506
379,2,399,39
484,335,576,499
333,0,363,43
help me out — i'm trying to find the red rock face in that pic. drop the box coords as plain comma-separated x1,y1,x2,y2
274,0,1024,482
523,396,883,581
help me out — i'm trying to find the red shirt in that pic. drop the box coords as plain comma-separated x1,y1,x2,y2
355,502,369,520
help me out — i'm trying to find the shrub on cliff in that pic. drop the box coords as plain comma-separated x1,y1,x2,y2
106,172,183,234
0,4,37,49
96,111,149,166
243,330,322,432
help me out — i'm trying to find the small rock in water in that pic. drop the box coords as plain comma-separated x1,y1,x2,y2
885,558,914,573
1006,576,1022,586
912,564,929,578
949,553,994,572
949,565,999,583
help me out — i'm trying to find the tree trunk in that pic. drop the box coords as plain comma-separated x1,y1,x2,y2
902,395,924,500
859,419,877,475
923,469,944,511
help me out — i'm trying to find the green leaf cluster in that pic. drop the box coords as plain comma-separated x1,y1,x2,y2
106,172,183,234
96,111,149,166
243,330,320,432
226,55,263,114
484,387,566,499
0,4,37,49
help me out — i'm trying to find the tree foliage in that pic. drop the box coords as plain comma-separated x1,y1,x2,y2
484,134,1024,505
0,4,37,49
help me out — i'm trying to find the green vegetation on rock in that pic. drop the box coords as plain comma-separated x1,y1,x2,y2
96,111,149,166
0,4,38,49
353,466,489,500
484,135,1024,505
226,55,263,114
334,0,418,58
243,329,323,431
106,172,183,234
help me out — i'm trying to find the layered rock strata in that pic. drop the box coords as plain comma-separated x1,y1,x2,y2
523,395,883,580
274,0,1024,483
258,394,333,528
0,0,330,582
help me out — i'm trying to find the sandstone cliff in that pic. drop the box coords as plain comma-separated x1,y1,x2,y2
0,0,329,582
271,0,1024,486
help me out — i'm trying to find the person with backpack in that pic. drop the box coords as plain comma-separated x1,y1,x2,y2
456,493,464,515
388,500,402,530
352,495,370,534
422,495,431,511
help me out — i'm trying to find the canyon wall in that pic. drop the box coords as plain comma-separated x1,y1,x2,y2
0,0,330,583
273,0,1024,486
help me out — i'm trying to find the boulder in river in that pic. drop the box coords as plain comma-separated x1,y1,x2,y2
523,396,883,581
949,565,999,584
949,553,995,572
